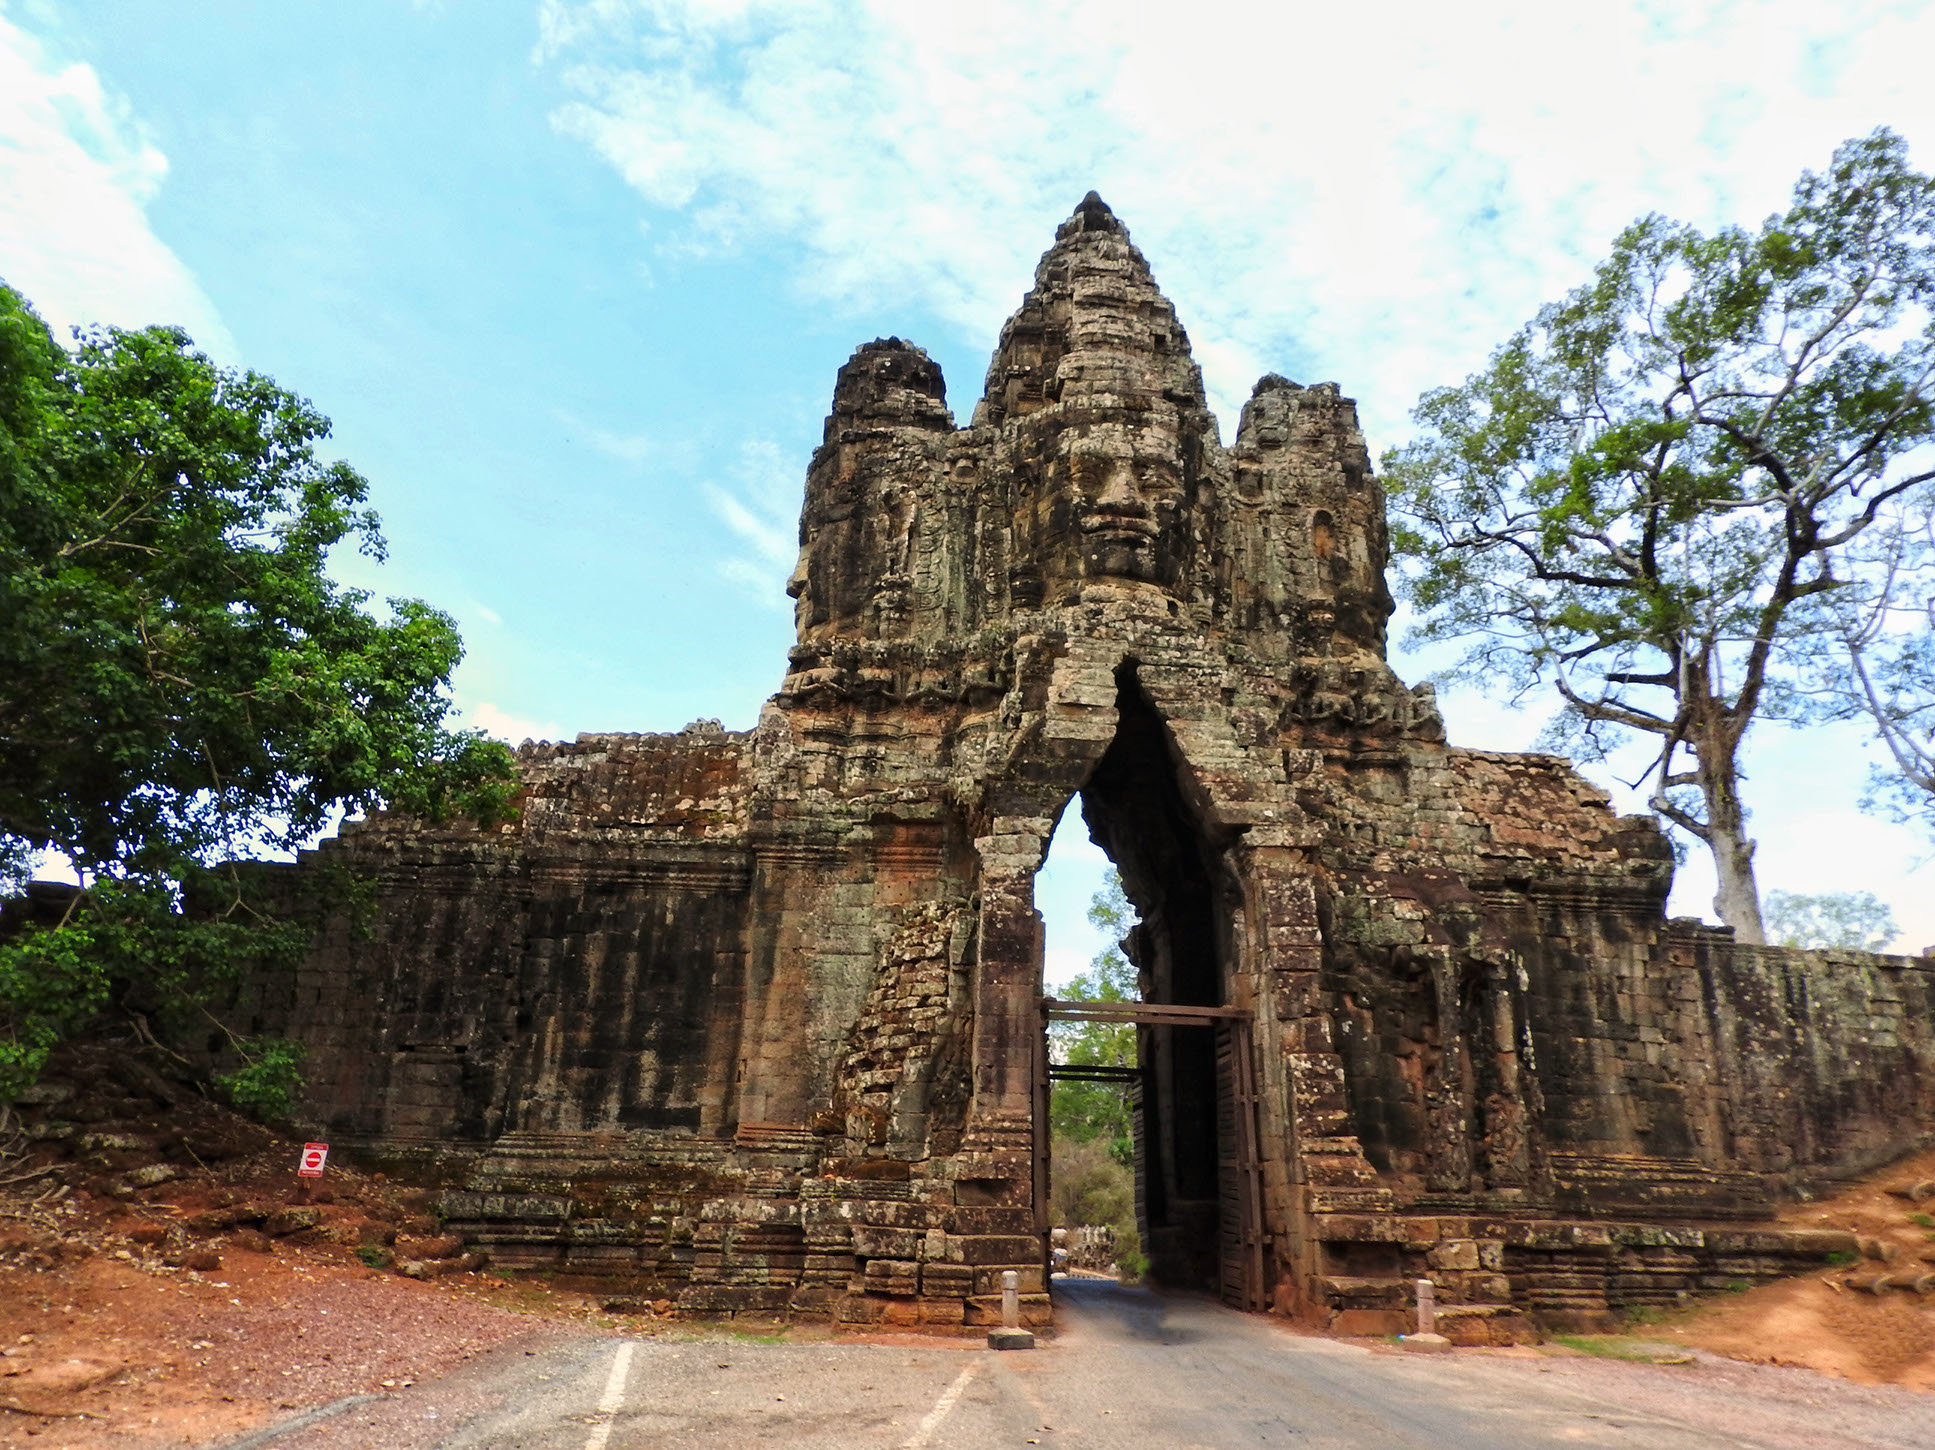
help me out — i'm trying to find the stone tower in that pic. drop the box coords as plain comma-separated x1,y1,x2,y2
245,197,1935,1335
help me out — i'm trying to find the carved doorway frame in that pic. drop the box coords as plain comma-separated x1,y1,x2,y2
1038,996,1267,1311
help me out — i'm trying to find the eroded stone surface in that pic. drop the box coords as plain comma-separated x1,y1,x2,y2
236,195,1935,1333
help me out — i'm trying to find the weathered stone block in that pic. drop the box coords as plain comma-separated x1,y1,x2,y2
948,1234,1040,1266
942,1207,1033,1236
1331,1308,1407,1337
1426,1240,1480,1272
964,1294,1051,1327
972,1264,1044,1296
850,1227,922,1260
860,1259,920,1296
919,1263,975,1297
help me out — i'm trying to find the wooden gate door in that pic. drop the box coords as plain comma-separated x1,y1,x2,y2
1032,1003,1052,1239
1215,1017,1267,1310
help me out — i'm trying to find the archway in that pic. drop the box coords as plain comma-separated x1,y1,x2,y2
1032,662,1266,1309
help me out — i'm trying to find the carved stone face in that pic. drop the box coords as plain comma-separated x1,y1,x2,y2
1028,419,1190,592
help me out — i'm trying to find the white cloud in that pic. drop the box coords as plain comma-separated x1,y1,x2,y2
0,11,233,353
588,427,654,466
705,438,801,608
469,700,564,744
534,0,1935,439
554,407,660,466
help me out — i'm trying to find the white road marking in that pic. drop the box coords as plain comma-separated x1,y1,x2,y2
583,1341,635,1450
902,1362,981,1450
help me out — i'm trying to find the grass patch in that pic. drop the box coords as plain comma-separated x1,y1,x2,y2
1552,1335,1694,1365
480,1280,580,1316
728,1325,792,1343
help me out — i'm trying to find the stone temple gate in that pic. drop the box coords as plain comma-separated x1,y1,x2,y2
245,196,1935,1337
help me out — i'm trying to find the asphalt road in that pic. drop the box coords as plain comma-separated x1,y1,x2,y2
209,1278,1935,1450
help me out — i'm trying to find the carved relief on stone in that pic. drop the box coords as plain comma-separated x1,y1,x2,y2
1024,418,1193,596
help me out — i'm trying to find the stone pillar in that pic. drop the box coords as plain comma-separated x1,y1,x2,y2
951,817,1050,1331
968,818,1050,1119
1240,833,1392,1321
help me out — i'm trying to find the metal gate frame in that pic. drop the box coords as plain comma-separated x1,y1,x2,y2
1036,996,1267,1311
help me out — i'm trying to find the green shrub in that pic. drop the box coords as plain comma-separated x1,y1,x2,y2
213,1037,307,1121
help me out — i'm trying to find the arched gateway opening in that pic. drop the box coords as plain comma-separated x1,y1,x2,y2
1033,663,1267,1310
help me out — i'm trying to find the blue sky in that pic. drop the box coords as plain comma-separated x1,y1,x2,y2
4,0,1933,971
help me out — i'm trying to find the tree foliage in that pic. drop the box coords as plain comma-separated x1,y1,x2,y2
1805,492,1935,834
1762,889,1901,953
0,283,517,1099
1047,869,1143,1273
1386,131,1935,941
1048,1134,1141,1277
1049,869,1138,1161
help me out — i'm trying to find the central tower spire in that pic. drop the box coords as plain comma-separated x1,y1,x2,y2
974,192,1209,429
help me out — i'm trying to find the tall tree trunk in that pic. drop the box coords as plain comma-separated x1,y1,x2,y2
1689,704,1765,944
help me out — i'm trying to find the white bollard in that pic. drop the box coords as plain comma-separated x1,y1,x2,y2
1401,1276,1451,1354
987,1267,1035,1350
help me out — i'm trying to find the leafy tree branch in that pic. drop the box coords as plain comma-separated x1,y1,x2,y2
1386,130,1935,941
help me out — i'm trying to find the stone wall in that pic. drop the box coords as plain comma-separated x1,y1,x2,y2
223,195,1934,1334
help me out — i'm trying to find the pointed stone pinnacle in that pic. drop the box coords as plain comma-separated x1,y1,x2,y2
1057,190,1125,241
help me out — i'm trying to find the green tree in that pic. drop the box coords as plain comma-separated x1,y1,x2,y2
1386,130,1935,943
1811,493,1935,834
1047,869,1144,1275
1049,870,1139,1160
1048,1134,1142,1278
1763,889,1900,952
0,283,516,1099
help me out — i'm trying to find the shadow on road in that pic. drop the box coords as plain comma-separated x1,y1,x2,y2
1050,1274,1209,1346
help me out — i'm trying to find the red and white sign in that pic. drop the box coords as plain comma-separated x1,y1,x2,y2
297,1142,329,1177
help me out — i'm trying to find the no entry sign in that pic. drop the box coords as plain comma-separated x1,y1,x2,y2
297,1142,329,1177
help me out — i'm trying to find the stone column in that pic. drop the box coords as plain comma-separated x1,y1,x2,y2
967,818,1050,1121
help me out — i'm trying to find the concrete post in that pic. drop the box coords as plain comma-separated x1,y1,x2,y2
987,1268,1035,1350
1400,1276,1451,1353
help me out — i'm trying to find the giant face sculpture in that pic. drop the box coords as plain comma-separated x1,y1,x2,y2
1022,415,1192,597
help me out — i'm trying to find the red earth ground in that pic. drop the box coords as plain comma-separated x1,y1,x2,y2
1630,1144,1935,1387
0,1044,610,1448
